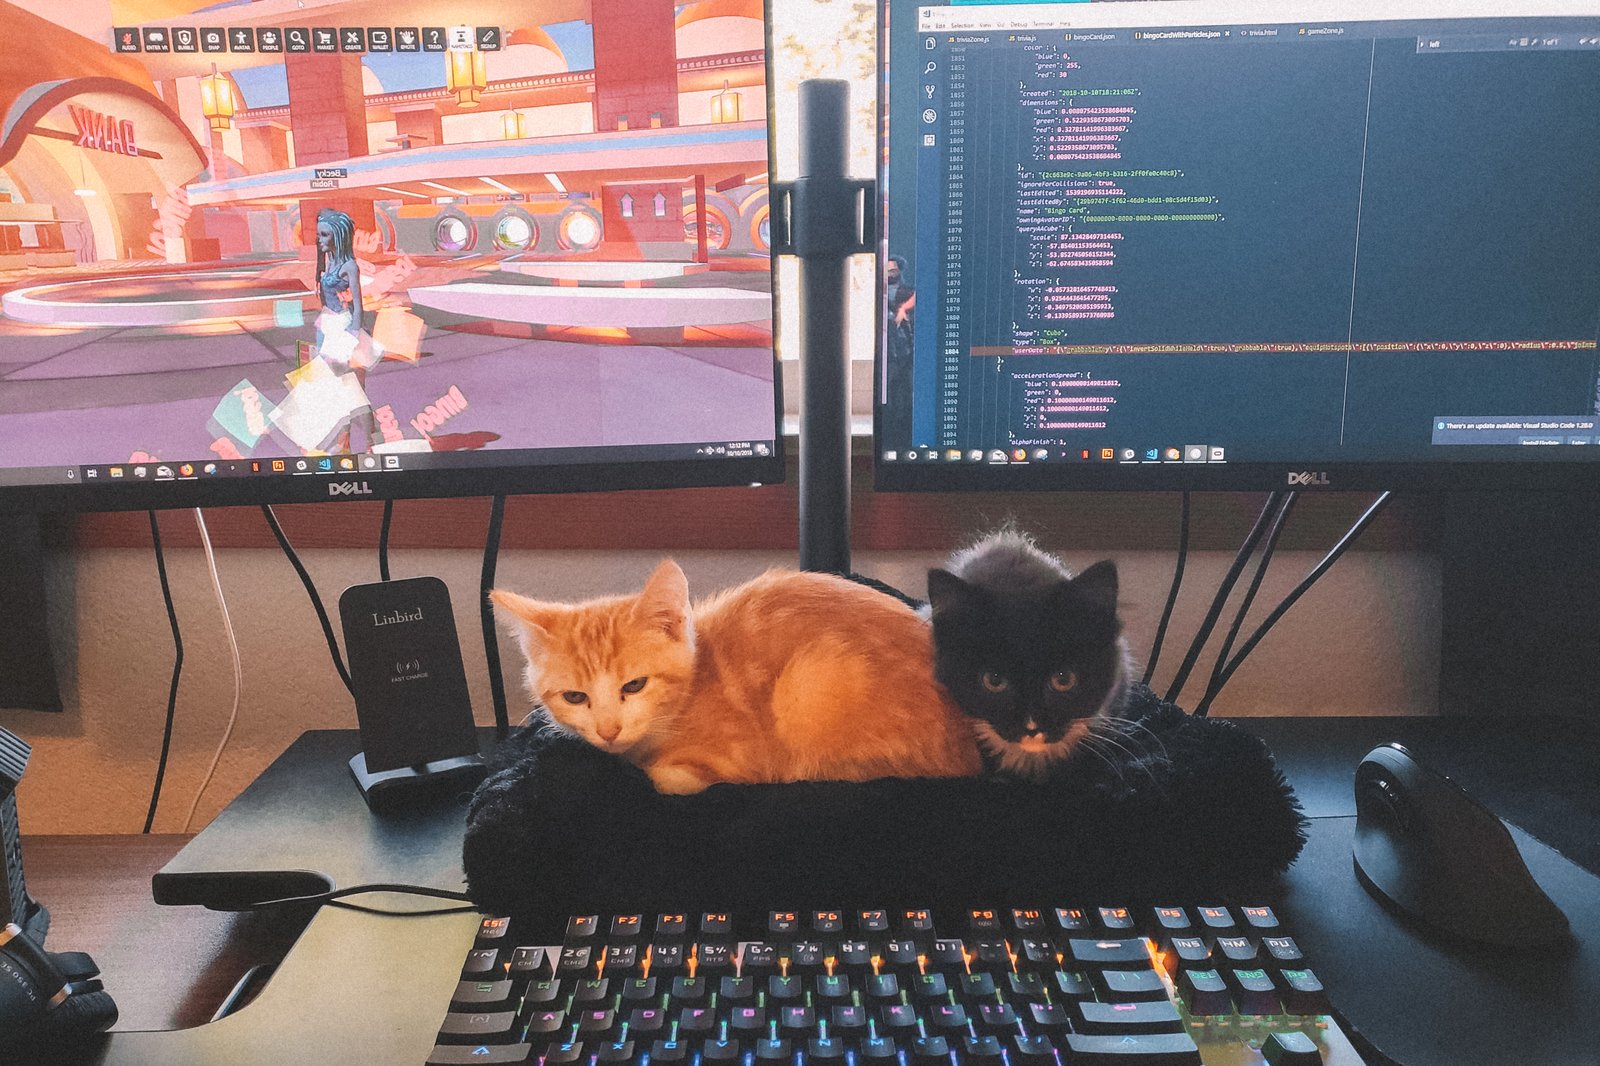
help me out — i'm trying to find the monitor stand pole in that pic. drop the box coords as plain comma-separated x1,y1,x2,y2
779,80,876,574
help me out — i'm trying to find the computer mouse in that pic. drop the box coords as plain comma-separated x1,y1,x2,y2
1352,743,1569,948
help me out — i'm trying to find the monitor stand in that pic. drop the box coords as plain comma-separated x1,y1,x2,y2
347,751,486,813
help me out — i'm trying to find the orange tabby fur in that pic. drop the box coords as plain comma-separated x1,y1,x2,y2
492,561,982,794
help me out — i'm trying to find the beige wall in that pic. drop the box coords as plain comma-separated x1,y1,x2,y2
1,542,1438,835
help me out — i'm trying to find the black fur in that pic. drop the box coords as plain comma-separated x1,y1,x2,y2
929,535,1128,771
464,681,1308,938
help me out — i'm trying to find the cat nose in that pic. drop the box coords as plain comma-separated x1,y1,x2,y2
597,723,621,743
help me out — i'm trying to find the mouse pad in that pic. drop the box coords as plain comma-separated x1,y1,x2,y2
1280,816,1600,1066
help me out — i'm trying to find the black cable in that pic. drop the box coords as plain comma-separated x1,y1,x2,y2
241,882,474,912
1162,491,1283,705
379,498,393,582
1198,491,1393,715
1142,491,1190,686
480,494,511,740
1198,491,1299,712
142,511,183,834
261,504,353,695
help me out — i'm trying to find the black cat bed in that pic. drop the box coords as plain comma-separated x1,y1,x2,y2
463,682,1307,934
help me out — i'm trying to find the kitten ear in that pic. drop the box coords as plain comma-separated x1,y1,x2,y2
489,588,558,649
926,568,973,617
634,559,691,641
1066,559,1119,615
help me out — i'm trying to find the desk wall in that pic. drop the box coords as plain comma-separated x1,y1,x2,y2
1,541,1438,834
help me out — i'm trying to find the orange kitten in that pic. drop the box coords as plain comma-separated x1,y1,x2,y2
492,561,982,794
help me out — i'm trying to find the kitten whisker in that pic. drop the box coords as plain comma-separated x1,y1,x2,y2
1094,715,1168,760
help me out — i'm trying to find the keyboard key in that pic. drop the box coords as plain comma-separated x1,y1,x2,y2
477,917,511,943
462,948,500,978
556,945,591,975
1026,1002,1069,1035
976,1002,1018,1034
866,973,899,1000
1051,970,1093,1000
1262,936,1305,966
577,1008,615,1034
958,972,996,998
968,908,1002,933
704,1039,740,1063
656,914,687,937
929,938,965,968
911,1034,951,1066
1163,937,1211,973
628,1008,666,1034
524,1010,565,1035
729,1005,766,1032
1096,966,1167,1001
598,1041,635,1065
929,1003,969,1032
1010,1033,1055,1066
813,910,845,934
884,940,919,972
428,1044,534,1065
1241,906,1281,930
1010,908,1045,933
809,1037,847,1061
830,1005,867,1034
673,976,707,1001
1068,938,1151,967
781,1005,816,1034
700,913,732,937
651,1039,688,1063
437,1010,517,1044
769,911,801,936
788,941,825,974
756,1038,792,1061
522,979,561,1005
545,1044,584,1066
971,939,1011,972
882,1003,920,1034
451,979,514,1010
1098,907,1135,930
1262,1030,1323,1065
610,915,644,938
1054,907,1092,932
742,942,778,974
1215,936,1258,964
566,916,599,940
1226,968,1280,1015
1063,1032,1202,1064
722,975,756,1002
1196,906,1236,931
1017,938,1057,972
861,1037,898,1061
1006,972,1046,1002
1074,999,1184,1035
698,942,733,972
677,1007,715,1033
963,1034,1004,1066
1151,907,1191,931
622,977,657,1001
911,972,948,999
572,978,610,1003
769,974,803,1000
509,947,552,979
857,909,890,935
1177,970,1231,1016
603,944,638,973
898,908,935,937
838,940,871,968
652,943,685,975
816,974,851,1001
1278,968,1331,1015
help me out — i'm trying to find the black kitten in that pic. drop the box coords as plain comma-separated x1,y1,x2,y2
928,529,1131,778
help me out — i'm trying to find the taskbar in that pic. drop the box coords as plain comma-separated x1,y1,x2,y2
0,439,780,489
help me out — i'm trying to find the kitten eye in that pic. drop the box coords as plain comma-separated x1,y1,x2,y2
1049,671,1078,693
560,691,589,705
981,671,1009,693
621,677,648,694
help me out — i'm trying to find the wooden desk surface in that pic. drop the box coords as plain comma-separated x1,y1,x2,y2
21,835,307,1032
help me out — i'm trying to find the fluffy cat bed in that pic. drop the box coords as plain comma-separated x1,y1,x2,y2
463,681,1307,931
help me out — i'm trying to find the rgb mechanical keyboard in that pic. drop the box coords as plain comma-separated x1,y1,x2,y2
427,906,1367,1065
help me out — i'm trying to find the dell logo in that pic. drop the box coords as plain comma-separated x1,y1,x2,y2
1287,471,1331,487
328,481,374,497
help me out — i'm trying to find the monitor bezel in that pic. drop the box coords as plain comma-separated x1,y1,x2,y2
0,3,786,514
873,0,1600,493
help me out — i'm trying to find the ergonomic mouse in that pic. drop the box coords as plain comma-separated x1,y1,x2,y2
1352,743,1569,948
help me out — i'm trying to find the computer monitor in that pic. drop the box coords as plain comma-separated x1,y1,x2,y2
878,0,1600,491
0,0,781,512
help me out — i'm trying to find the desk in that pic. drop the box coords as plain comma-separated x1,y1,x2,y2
27,718,1600,1066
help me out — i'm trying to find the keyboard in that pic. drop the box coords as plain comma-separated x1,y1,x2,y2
427,906,1368,1066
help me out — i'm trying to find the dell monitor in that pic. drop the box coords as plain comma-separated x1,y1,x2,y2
0,0,781,512
878,0,1600,491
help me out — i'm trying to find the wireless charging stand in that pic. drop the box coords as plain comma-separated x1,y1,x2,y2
339,576,487,811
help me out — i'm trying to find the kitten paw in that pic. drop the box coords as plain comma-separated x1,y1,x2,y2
647,765,712,794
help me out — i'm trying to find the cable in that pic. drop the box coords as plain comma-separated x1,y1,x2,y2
1197,491,1393,715
1199,491,1299,710
1142,491,1190,686
142,511,183,834
241,882,474,913
183,509,244,833
1163,492,1285,705
261,504,353,695
379,498,393,582
480,494,511,740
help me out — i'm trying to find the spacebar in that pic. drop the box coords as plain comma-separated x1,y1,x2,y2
1062,1031,1203,1065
